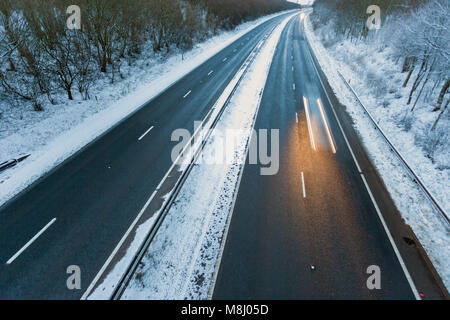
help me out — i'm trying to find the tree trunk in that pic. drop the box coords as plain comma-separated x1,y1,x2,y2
411,76,428,112
407,59,427,104
67,87,73,100
402,58,409,73
436,79,449,109
431,99,448,131
101,54,107,73
403,68,414,87
33,100,43,111
7,57,16,71
412,60,435,111
402,57,416,73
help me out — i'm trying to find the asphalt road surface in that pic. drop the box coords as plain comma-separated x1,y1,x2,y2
212,14,446,300
0,12,292,299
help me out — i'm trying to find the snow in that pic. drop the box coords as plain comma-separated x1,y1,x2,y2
304,16,450,289
117,13,295,300
0,10,293,207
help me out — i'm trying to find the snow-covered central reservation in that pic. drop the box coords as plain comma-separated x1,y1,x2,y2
89,12,296,301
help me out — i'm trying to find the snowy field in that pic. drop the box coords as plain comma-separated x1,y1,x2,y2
0,10,293,207
304,17,450,289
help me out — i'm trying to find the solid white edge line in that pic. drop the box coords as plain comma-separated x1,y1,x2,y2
304,17,421,300
301,172,306,198
207,13,300,300
138,126,154,141
208,88,262,300
83,84,220,299
183,90,192,99
80,190,157,299
6,218,57,265
83,88,217,300
82,21,275,299
360,174,421,300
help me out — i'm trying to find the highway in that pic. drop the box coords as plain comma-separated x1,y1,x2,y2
0,11,446,300
212,14,446,300
0,12,291,299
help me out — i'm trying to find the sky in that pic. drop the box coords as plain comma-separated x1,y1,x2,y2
286,0,315,5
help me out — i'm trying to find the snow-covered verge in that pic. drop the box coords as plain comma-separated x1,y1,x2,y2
116,14,294,300
0,10,293,207
304,17,450,289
